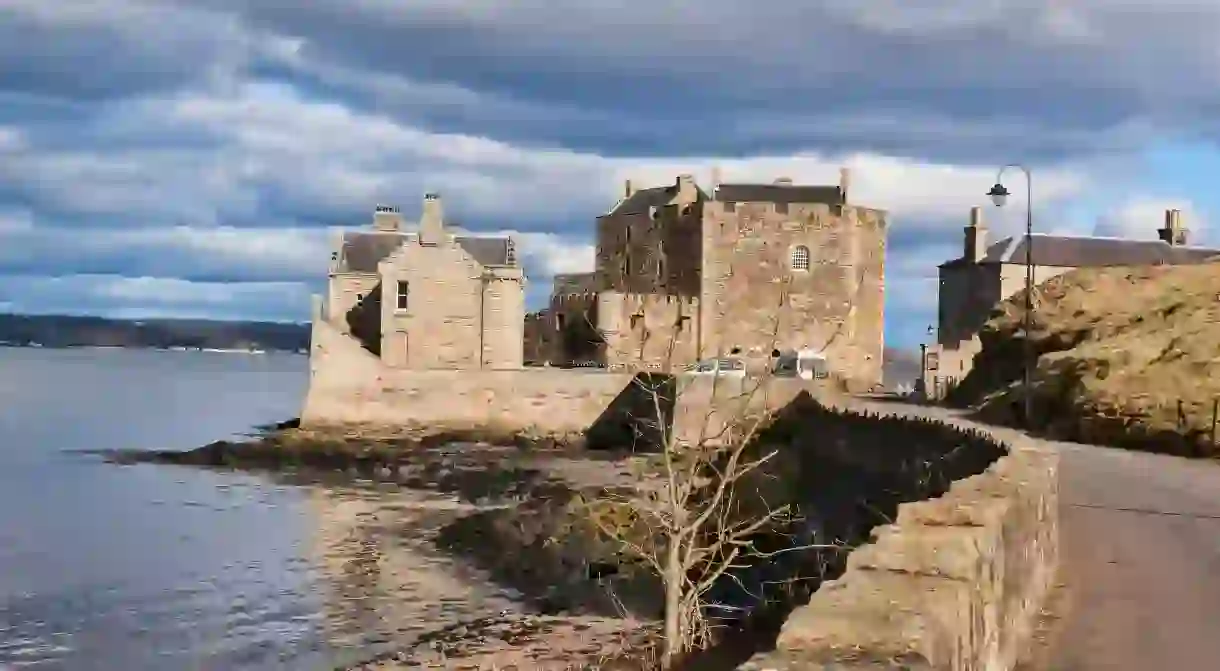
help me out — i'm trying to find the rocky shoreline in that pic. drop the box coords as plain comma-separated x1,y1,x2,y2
107,419,665,670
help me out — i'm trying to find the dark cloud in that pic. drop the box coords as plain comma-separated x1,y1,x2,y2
0,0,1207,336
174,0,1220,161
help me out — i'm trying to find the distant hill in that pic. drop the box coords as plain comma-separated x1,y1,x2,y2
0,313,310,352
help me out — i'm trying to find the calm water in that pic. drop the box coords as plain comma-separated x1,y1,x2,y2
0,347,358,670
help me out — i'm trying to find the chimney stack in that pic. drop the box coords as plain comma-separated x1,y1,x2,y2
710,166,722,192
839,167,852,202
1158,208,1189,246
373,204,402,232
420,193,445,244
624,179,635,198
964,206,987,262
676,173,697,202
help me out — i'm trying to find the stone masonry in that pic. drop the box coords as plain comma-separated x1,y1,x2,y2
555,169,887,387
324,195,525,370
739,402,1060,671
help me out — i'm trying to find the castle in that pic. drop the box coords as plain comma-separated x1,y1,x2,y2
528,169,888,386
313,168,888,392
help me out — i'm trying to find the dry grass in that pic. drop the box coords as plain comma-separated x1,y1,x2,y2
950,261,1220,455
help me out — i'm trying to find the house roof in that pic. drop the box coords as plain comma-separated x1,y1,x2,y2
339,231,407,273
714,183,845,205
606,183,712,216
338,231,515,273
454,236,515,266
941,233,1220,269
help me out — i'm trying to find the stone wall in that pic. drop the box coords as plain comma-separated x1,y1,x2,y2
303,315,633,434
595,177,703,298
329,272,381,335
701,201,887,386
597,292,701,371
739,406,1059,671
378,239,525,370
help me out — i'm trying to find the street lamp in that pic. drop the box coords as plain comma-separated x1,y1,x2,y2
987,165,1034,427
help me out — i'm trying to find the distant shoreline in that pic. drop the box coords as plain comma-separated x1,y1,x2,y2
0,343,309,355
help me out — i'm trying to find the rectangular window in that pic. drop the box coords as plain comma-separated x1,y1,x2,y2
775,201,789,215
724,201,736,213
556,313,566,330
396,280,409,310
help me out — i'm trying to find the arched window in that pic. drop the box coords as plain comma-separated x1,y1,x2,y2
791,245,811,271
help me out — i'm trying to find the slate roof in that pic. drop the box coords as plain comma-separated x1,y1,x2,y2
339,232,407,273
606,183,712,216
337,231,515,273
454,236,514,266
714,183,844,205
942,233,1220,269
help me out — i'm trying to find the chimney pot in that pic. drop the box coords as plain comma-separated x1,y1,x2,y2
624,179,634,198
969,206,984,229
710,166,722,191
373,203,402,232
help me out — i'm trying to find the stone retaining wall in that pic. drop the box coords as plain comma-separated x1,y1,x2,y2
302,317,635,434
739,410,1059,671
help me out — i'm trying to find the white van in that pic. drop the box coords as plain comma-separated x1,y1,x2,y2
771,348,829,380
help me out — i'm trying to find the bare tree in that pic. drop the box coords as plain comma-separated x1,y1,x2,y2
575,279,856,668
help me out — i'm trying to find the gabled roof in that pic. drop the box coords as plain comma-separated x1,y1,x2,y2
337,231,516,273
714,183,844,205
605,184,710,216
454,236,514,266
941,233,1220,269
339,231,407,273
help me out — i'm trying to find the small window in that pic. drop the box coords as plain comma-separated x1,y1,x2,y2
625,226,632,243
724,201,736,213
775,202,789,215
624,253,631,276
657,256,665,281
791,245,810,271
396,281,409,310
556,313,566,330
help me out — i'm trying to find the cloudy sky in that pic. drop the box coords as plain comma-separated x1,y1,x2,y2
2,1,1217,349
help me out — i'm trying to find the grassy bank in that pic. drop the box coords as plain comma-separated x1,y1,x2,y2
949,262,1220,457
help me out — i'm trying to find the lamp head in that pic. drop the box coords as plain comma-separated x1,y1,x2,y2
987,182,1010,207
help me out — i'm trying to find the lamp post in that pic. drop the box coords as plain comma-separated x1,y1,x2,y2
986,165,1034,426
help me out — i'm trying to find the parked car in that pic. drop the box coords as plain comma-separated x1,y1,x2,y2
684,357,747,378
771,348,830,379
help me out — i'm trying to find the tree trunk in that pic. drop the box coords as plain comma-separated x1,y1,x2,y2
661,541,685,669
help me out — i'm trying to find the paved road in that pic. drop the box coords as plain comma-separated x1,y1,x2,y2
1045,440,1220,670
859,399,1220,670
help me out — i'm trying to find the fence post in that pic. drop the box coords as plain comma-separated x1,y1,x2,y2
1211,398,1218,448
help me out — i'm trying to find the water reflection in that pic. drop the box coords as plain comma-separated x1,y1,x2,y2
305,483,524,666
0,349,641,670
